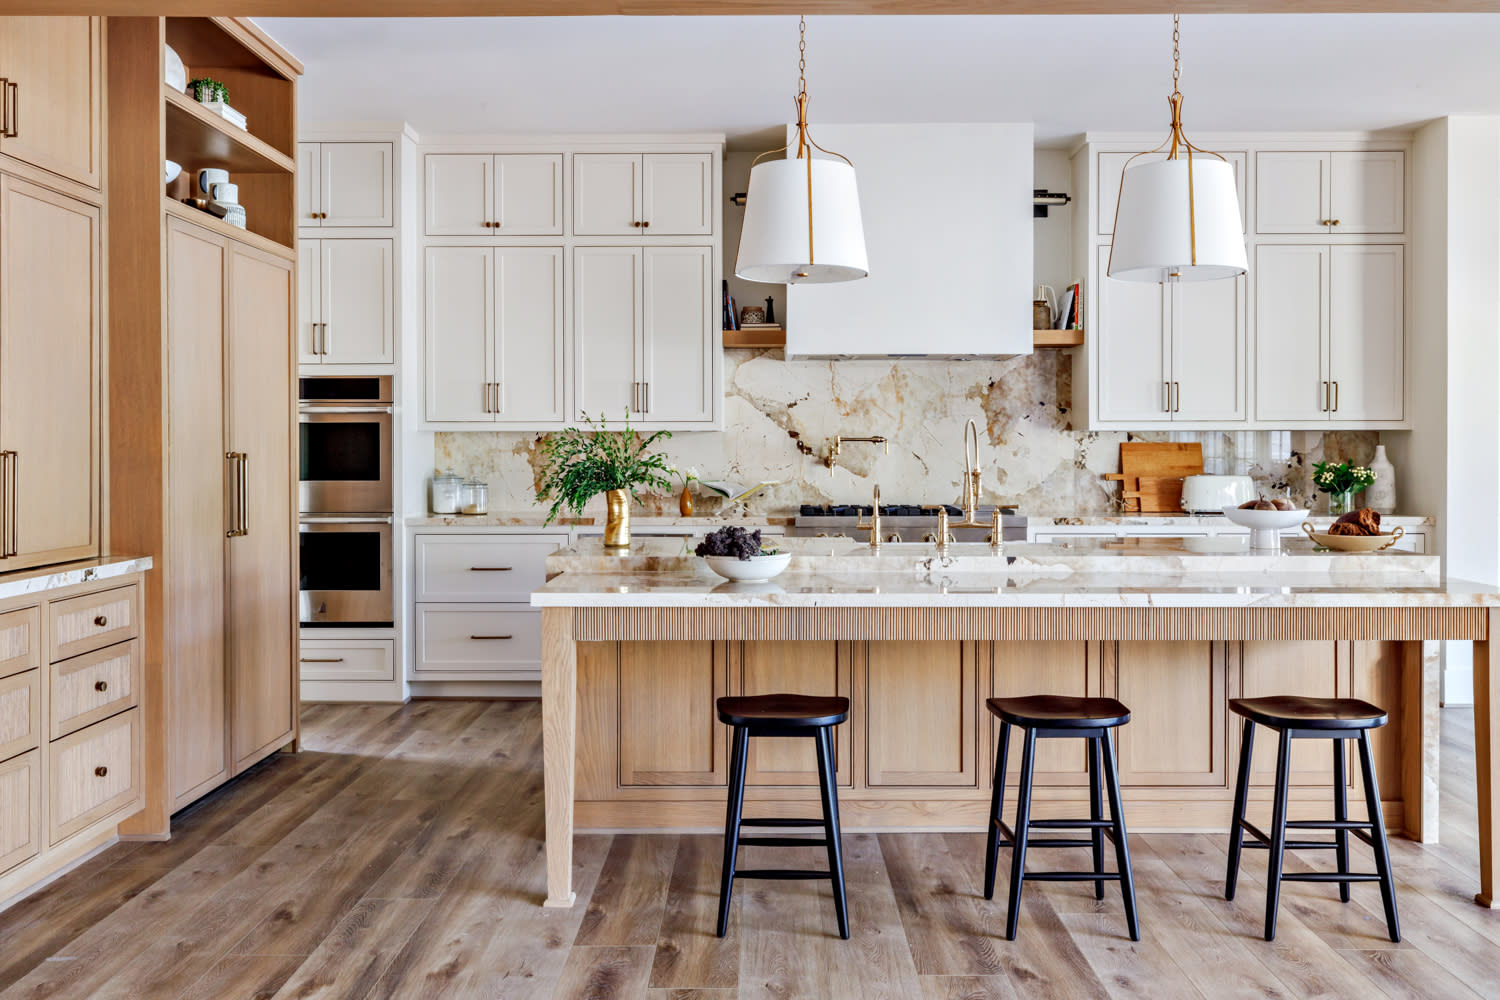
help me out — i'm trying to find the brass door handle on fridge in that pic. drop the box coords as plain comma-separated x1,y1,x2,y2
0,450,14,557
3,80,15,139
226,452,248,537
0,78,9,138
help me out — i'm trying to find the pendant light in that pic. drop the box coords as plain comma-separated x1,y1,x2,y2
1108,15,1246,283
735,15,868,285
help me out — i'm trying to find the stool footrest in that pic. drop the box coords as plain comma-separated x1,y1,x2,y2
1029,818,1114,830
1286,819,1374,831
1280,872,1383,884
734,868,832,881
1243,839,1342,851
1023,871,1123,884
736,836,828,848
739,817,824,828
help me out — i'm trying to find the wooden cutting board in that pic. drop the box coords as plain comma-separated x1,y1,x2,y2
1103,442,1204,513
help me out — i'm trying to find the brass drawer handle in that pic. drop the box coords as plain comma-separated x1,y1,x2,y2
95,680,108,692
469,566,513,572
94,766,108,778
94,615,108,627
470,634,513,640
300,657,346,663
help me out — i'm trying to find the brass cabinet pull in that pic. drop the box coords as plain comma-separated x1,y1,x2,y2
469,566,512,572
0,450,10,558
1321,381,1329,412
3,450,16,557
299,657,346,663
226,452,249,537
95,680,108,692
470,634,513,640
93,615,108,627
644,382,650,413
321,322,331,357
632,221,643,228
1330,219,1341,226
5,81,16,139
1162,381,1170,413
94,766,107,778
0,78,8,137
240,452,249,535
640,220,650,228
1332,380,1339,412
1172,381,1180,413
481,382,489,413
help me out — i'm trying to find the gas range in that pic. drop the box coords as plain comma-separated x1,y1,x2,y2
792,503,1027,544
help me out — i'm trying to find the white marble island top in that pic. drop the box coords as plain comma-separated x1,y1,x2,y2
531,536,1499,610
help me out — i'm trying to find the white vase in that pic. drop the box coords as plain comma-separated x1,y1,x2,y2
1366,444,1396,514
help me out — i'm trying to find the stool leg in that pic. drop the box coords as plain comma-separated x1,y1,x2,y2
716,726,749,938
983,720,1012,901
1101,727,1140,942
1089,735,1106,901
815,726,850,940
1004,727,1037,941
1226,718,1256,901
1333,736,1351,903
1356,730,1401,943
1264,729,1293,942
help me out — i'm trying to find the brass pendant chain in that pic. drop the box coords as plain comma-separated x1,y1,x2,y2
1167,13,1184,160
794,15,809,159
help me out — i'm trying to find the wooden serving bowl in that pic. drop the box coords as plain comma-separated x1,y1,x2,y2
1301,522,1405,552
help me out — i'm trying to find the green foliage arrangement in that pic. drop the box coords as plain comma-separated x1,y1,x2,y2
188,77,229,104
1311,459,1376,496
536,412,673,525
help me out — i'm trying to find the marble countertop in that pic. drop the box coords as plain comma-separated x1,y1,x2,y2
1034,513,1435,528
0,554,153,602
532,537,1487,609
408,512,793,529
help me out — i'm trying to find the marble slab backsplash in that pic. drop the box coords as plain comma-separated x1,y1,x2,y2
432,349,1382,518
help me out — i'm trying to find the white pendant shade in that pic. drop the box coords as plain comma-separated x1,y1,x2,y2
1108,156,1247,283
736,155,869,284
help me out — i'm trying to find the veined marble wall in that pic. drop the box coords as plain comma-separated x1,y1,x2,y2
433,349,1382,517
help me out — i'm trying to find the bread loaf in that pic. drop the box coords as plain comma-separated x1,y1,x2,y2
1334,508,1382,536
1327,522,1364,536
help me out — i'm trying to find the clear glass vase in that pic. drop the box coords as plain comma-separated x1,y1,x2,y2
1328,490,1357,516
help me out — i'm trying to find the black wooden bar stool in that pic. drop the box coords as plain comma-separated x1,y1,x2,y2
982,695,1139,941
1225,696,1400,943
715,693,850,940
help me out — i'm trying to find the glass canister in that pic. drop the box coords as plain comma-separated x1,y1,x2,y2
461,478,489,515
431,469,464,514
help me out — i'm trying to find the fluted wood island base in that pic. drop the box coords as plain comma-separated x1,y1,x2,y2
532,538,1500,912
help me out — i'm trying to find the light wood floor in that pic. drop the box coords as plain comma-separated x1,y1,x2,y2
2,700,1498,999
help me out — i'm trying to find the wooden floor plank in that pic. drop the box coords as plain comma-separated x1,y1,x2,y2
575,833,680,947
552,945,655,1000
264,897,438,1000
649,833,741,991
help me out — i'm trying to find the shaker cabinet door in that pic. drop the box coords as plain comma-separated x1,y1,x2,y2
494,247,565,424
1328,245,1404,422
1254,244,1329,423
1255,152,1330,234
296,237,321,363
425,246,494,423
494,154,564,235
640,246,713,424
318,142,392,227
1095,246,1170,423
1329,151,1404,235
573,246,640,421
319,239,393,364
641,153,712,236
573,154,640,236
1171,274,1245,422
0,17,101,188
297,143,321,224
424,153,492,237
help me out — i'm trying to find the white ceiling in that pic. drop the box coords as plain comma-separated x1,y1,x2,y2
256,14,1500,148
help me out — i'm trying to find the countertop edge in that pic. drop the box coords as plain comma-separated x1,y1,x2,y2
0,555,154,602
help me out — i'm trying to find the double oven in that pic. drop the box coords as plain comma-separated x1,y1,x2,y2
298,376,394,626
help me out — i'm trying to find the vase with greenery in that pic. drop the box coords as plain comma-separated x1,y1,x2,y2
1312,459,1376,516
536,412,673,548
670,465,700,517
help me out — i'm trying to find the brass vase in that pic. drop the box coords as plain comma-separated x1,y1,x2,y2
604,489,630,548
679,486,694,517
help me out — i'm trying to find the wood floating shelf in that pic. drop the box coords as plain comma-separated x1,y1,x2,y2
1033,328,1085,348
722,328,785,349
162,197,294,259
163,86,294,174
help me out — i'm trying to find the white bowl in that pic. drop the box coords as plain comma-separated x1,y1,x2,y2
704,553,791,583
164,159,181,185
1221,505,1310,549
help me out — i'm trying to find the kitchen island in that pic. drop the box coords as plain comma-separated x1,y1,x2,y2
532,536,1500,911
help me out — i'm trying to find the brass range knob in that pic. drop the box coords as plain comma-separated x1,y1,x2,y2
95,680,108,692
94,766,108,777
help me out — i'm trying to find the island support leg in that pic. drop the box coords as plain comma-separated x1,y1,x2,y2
541,608,578,908
1478,612,1500,908
1401,640,1441,843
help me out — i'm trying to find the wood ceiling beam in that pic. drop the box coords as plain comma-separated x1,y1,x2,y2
10,1,1500,14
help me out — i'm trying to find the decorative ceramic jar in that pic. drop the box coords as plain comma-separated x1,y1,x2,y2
1366,445,1396,513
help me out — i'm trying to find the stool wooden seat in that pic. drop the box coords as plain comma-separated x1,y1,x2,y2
1225,696,1400,943
715,693,851,940
982,695,1139,942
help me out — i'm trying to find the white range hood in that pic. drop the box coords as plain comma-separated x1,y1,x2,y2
783,123,1034,360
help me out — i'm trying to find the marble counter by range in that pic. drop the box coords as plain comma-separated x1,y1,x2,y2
1034,513,1435,529
407,512,793,530
0,554,153,601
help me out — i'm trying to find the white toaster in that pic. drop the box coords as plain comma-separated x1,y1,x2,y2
1180,475,1256,513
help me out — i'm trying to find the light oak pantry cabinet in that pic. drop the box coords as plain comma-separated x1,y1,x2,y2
297,238,395,364
298,141,393,227
0,16,102,190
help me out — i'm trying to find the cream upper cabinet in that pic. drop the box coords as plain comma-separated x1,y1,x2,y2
574,153,712,236
299,238,393,365
425,246,564,425
1256,151,1404,235
1255,244,1404,424
299,142,393,227
641,247,713,422
0,175,100,569
1097,150,1245,236
0,17,102,189
1170,275,1245,422
574,246,641,419
1095,246,1169,424
425,153,563,237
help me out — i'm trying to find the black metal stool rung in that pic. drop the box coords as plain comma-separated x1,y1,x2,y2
1224,697,1401,944
981,696,1139,943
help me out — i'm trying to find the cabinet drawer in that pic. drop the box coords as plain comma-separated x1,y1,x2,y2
0,669,40,760
413,534,561,602
413,605,542,676
299,637,395,682
49,585,138,662
0,749,41,875
0,606,40,679
51,639,139,739
49,708,141,845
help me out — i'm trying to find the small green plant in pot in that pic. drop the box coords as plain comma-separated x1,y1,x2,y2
1312,459,1376,516
536,412,672,548
187,78,229,104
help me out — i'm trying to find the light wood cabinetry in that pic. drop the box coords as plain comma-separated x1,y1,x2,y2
50,707,140,844
424,246,565,424
0,749,40,874
298,141,392,227
1255,243,1404,423
0,173,101,571
424,152,563,236
863,641,976,788
50,640,138,739
992,641,1095,785
619,640,726,787
0,605,38,680
0,17,102,189
1256,151,1404,235
0,668,39,761
1113,641,1226,786
48,585,137,662
734,640,850,787
298,237,394,364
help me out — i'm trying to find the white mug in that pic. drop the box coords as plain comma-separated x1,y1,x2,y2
210,182,238,204
197,168,229,197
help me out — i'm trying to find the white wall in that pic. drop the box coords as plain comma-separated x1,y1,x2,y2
1387,115,1500,705
1033,148,1078,304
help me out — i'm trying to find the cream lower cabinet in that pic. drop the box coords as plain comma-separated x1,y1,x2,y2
425,246,565,425
1255,244,1405,424
298,238,394,365
0,17,102,189
574,245,713,427
1093,245,1245,424
165,219,296,810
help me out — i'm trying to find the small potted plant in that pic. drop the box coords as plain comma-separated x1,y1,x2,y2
1311,459,1376,516
669,465,700,517
536,412,672,548
187,77,228,105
